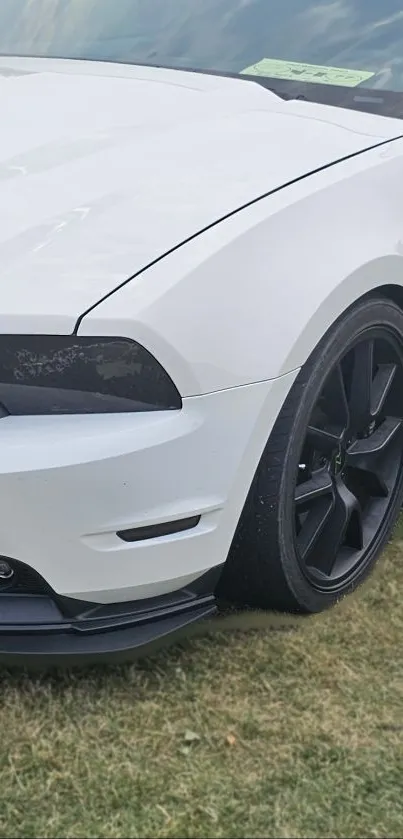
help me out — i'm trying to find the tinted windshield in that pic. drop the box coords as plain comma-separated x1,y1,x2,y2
1,0,403,93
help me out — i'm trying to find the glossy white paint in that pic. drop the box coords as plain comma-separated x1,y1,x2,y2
2,57,403,604
0,372,296,602
0,56,401,333
83,136,403,394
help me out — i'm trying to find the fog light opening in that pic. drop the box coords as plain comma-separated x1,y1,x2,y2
0,559,14,582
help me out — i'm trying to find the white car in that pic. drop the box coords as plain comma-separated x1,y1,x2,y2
1,0,403,664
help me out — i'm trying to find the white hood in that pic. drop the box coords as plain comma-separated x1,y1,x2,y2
0,56,401,333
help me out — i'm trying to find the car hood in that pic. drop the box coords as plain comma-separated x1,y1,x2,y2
0,56,402,333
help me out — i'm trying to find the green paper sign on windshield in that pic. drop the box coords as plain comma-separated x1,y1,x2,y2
241,58,374,87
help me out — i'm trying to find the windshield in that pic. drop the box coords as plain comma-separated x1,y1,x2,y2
1,0,403,95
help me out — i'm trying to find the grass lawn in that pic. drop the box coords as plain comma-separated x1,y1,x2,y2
0,523,402,839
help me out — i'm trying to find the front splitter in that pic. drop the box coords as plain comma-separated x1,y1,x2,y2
0,567,221,668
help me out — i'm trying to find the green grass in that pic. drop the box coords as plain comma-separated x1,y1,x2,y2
1,522,403,839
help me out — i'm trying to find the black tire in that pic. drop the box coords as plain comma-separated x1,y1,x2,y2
217,297,403,613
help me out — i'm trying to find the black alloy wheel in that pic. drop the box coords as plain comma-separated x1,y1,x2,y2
295,331,403,592
218,297,403,613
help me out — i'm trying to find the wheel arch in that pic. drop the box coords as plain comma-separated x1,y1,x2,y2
368,282,403,311
277,257,403,379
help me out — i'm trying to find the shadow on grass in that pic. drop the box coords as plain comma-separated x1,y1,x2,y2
0,605,309,693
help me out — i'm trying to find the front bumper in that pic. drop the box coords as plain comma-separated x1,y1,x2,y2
0,567,220,667
0,376,297,605
0,372,298,664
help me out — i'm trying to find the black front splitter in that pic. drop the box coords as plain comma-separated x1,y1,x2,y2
0,568,221,668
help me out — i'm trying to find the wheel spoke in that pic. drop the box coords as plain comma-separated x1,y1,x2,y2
345,417,402,498
295,468,333,506
296,469,335,560
324,364,350,428
347,417,403,466
305,480,363,576
348,340,374,432
297,497,335,561
370,364,397,418
345,465,388,499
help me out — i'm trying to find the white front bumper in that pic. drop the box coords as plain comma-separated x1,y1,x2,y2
0,371,297,603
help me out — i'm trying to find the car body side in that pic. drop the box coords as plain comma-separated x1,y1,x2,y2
3,136,399,604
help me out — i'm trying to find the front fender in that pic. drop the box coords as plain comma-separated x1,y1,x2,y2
78,138,403,395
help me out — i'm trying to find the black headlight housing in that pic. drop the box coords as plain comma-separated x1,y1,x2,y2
0,335,182,415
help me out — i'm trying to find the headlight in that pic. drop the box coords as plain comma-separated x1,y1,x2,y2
0,335,182,415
